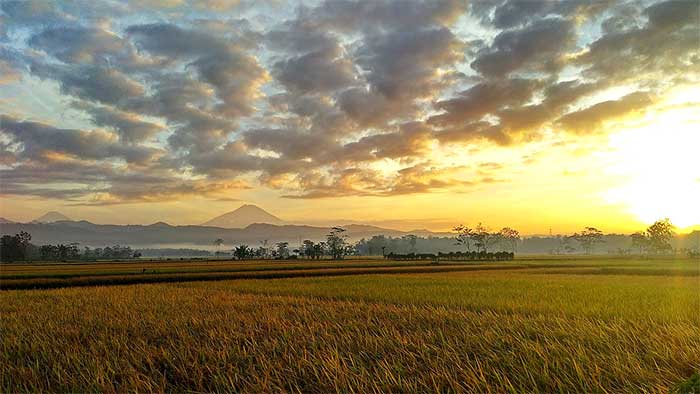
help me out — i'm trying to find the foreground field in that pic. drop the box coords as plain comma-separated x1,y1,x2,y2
1,258,699,392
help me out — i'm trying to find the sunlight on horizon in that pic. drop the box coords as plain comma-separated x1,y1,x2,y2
603,97,700,229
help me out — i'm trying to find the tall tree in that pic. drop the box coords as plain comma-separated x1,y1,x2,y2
572,227,604,254
326,227,348,259
630,232,649,255
403,234,418,253
499,227,520,253
453,225,473,252
645,218,675,254
213,238,224,254
275,242,289,258
471,223,499,253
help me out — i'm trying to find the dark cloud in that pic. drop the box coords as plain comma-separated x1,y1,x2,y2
340,123,432,161
273,45,355,94
556,92,655,133
472,18,575,77
307,0,466,33
645,0,699,31
489,0,613,29
356,27,465,100
0,115,156,164
29,26,127,64
435,121,511,146
243,128,336,162
430,78,541,127
579,0,700,84
337,87,417,128
31,63,144,105
128,23,267,116
74,102,164,144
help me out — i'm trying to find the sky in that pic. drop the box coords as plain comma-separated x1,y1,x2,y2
0,0,699,233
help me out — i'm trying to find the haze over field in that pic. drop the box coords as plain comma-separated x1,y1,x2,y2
1,0,699,233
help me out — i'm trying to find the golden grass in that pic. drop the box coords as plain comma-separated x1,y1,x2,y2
1,258,699,392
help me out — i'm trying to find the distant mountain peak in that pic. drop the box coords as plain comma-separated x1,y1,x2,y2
202,204,284,228
149,221,172,227
33,211,72,223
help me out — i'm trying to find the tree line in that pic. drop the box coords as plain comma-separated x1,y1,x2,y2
2,218,697,263
224,227,354,260
0,232,141,262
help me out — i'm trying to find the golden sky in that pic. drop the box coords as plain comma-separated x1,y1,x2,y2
1,0,699,234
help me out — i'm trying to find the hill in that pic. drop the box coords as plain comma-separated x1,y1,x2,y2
32,211,71,223
0,221,416,247
202,205,284,228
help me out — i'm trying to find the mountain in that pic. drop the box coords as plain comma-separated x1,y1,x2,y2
0,221,422,247
202,205,284,228
0,217,15,224
32,211,71,223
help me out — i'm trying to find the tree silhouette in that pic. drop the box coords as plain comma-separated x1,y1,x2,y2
571,227,604,254
275,242,289,258
499,227,520,253
326,227,348,259
403,234,418,253
213,238,224,254
646,218,675,254
453,225,473,252
233,244,251,260
471,223,498,253
630,232,649,255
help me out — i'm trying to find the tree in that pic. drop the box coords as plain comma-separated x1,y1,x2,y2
213,238,224,254
314,242,325,259
646,218,675,254
453,225,473,252
233,244,251,260
1,235,20,262
630,232,649,255
275,242,289,259
572,227,604,254
471,223,499,253
1,232,33,262
326,227,348,259
302,240,321,259
403,234,418,253
16,231,31,260
499,227,520,253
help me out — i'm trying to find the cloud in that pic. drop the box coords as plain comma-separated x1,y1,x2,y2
273,45,355,94
29,26,127,64
339,122,432,161
0,60,21,84
74,102,165,144
471,18,575,77
0,0,68,26
489,0,613,29
283,163,475,199
356,27,465,101
578,0,700,84
556,92,655,133
307,0,466,33
430,78,541,128
31,63,145,105
1,0,696,203
0,115,158,164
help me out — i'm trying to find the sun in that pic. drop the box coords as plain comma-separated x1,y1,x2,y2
603,99,700,230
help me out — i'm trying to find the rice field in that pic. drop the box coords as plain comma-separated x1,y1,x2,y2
1,257,699,392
